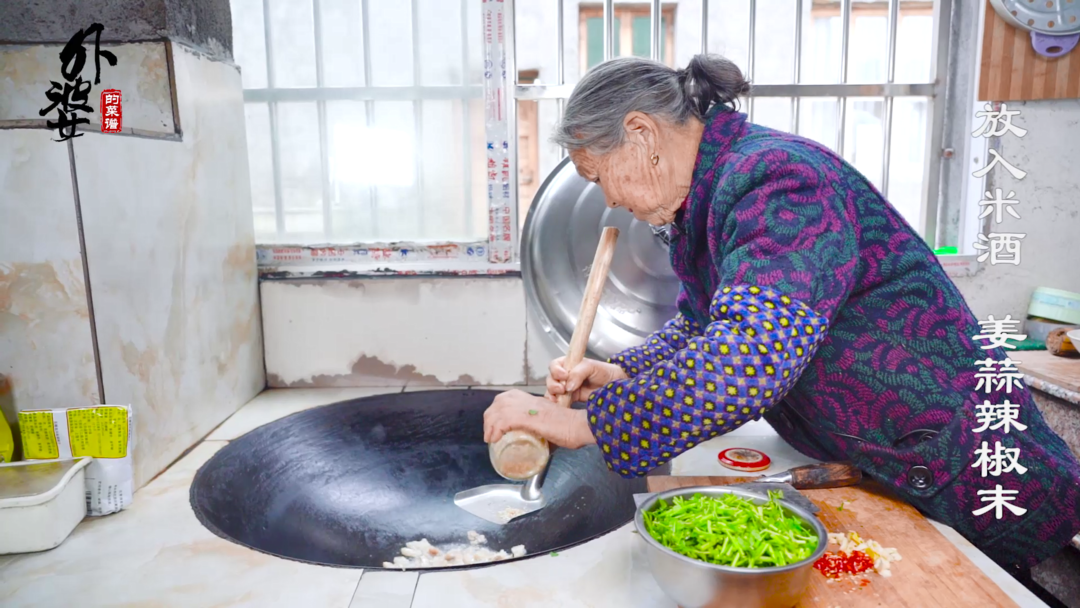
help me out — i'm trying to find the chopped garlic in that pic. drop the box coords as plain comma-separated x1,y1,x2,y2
827,530,901,577
386,533,526,570
498,507,526,523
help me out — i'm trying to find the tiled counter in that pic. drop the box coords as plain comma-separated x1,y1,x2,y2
0,388,1048,608
1017,350,1080,459
1015,351,1080,608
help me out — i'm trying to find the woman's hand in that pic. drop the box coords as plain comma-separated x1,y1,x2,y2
545,357,628,404
483,390,596,449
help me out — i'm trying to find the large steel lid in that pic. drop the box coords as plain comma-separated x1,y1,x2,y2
522,156,680,361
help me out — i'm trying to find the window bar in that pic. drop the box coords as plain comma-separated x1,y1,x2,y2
922,0,954,248
412,0,424,236
263,0,285,238
747,0,756,122
246,86,484,102
792,0,803,134
837,0,851,156
603,0,614,61
361,0,378,235
313,0,333,237
556,0,565,84
701,0,708,54
557,0,567,159
506,0,521,260
880,0,899,198
650,0,662,62
509,82,933,101
461,0,474,231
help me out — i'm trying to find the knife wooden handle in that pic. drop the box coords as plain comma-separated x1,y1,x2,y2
557,226,620,408
787,462,863,490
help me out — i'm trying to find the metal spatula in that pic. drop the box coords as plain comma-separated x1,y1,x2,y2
455,227,620,525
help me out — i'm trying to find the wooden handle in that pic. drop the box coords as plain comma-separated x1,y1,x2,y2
787,462,863,490
557,227,620,408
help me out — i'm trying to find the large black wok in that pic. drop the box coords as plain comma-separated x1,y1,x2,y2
190,389,653,569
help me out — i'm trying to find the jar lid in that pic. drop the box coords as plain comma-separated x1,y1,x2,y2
718,448,772,472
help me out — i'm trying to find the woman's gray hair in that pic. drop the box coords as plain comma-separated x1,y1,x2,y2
552,54,750,154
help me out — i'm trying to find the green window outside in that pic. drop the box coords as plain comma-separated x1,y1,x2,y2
586,15,669,71
631,16,668,60
586,17,620,69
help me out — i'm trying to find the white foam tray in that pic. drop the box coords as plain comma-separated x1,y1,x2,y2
0,457,91,554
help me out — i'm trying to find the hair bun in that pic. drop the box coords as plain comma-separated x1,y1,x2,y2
681,54,751,118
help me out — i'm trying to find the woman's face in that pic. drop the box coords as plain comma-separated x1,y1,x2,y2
568,112,687,226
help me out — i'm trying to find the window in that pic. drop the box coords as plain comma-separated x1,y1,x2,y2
232,0,488,245
516,4,675,212
798,1,935,227
579,5,677,71
235,0,952,267
516,0,949,249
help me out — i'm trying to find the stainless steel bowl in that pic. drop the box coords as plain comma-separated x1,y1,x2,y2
634,486,828,608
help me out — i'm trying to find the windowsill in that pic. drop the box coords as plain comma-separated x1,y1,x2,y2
935,253,981,278
257,246,980,280
255,242,520,278
258,261,521,279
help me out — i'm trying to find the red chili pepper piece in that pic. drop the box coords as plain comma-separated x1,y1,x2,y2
813,550,875,579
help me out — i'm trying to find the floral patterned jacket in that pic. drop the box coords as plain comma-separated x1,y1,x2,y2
585,107,1080,568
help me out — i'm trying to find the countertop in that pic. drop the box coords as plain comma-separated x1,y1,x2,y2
0,387,1048,608
1016,350,1080,404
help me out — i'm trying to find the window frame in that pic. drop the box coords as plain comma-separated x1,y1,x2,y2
516,0,955,252
253,0,960,278
246,0,487,251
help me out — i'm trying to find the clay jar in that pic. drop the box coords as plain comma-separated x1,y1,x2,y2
489,431,550,480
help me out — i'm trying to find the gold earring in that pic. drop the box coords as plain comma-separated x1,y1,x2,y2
650,153,659,166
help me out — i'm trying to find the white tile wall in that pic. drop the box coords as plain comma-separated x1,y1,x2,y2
0,129,100,415
261,277,527,388
68,43,264,487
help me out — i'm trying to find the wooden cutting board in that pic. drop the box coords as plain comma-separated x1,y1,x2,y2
979,0,1080,102
647,476,1020,608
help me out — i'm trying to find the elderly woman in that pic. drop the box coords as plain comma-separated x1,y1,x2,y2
483,55,1080,576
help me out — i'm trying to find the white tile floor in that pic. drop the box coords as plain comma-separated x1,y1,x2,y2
0,441,363,608
207,387,402,440
209,387,547,442
402,385,468,392
408,525,673,608
0,388,1047,608
350,571,419,608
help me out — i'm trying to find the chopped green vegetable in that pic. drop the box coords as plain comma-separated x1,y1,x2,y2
837,502,845,511
528,409,539,416
550,551,559,557
642,490,818,568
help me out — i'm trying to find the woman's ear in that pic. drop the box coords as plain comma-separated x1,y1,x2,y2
623,112,658,150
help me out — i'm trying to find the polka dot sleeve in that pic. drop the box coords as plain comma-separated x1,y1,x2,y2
608,314,702,378
585,284,828,478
